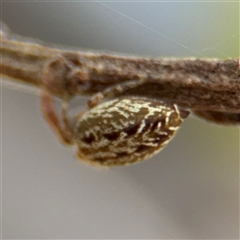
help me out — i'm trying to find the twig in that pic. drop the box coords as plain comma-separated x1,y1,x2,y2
1,24,239,113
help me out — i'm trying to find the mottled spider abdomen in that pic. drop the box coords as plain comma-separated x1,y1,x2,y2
74,97,189,167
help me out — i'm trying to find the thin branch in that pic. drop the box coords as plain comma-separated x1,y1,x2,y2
1,23,239,113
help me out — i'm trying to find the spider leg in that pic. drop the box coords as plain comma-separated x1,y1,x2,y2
87,79,191,119
87,79,146,108
41,90,74,145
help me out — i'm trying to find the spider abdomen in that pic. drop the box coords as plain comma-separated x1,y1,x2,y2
75,97,188,166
